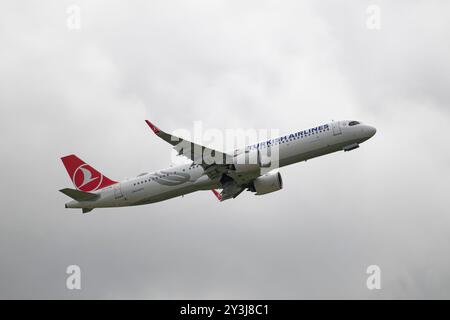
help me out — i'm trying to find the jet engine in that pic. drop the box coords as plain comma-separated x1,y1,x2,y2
251,171,283,195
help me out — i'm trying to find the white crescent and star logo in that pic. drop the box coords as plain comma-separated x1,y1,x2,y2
72,164,103,191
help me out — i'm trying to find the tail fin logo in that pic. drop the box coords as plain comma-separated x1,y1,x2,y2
73,164,103,192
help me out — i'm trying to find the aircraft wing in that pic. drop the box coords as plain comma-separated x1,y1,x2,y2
145,120,234,167
145,120,256,197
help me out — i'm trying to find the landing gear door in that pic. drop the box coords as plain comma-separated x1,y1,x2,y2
332,121,342,136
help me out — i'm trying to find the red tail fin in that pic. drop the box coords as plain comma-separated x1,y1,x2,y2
61,154,117,192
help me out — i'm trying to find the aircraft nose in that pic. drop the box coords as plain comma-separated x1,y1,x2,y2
366,126,376,137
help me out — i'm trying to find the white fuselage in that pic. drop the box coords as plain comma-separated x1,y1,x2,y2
65,120,376,209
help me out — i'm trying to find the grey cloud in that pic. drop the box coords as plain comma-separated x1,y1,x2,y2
0,0,449,299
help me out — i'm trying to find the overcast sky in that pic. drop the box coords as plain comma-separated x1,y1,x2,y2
1,0,449,299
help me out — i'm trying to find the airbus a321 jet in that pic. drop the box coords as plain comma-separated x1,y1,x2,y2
60,120,376,213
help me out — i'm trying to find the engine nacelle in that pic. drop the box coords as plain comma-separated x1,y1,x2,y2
252,171,283,195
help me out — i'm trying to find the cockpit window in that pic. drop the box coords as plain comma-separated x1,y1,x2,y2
349,121,360,126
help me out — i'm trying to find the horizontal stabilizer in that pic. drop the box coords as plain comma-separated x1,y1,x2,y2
59,188,99,201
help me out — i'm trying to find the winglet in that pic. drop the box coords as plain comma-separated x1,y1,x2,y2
145,120,160,134
211,189,222,201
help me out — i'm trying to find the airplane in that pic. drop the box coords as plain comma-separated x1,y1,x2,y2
60,120,376,213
